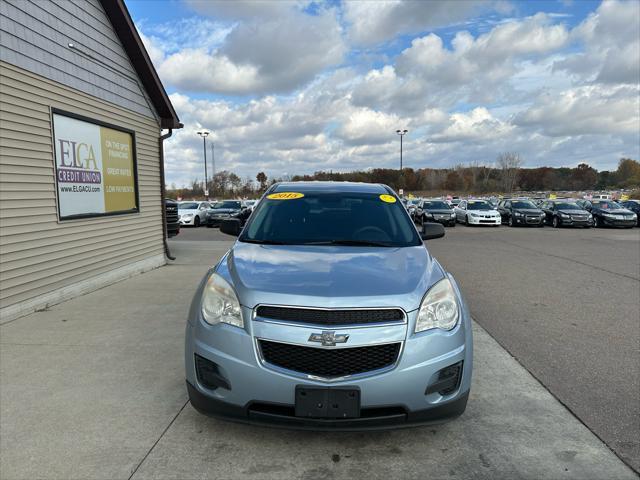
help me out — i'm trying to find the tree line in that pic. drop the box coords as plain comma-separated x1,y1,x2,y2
167,156,640,199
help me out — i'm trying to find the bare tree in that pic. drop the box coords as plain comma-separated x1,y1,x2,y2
496,152,523,192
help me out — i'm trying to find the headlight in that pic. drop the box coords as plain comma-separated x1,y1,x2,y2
450,212,456,217
470,212,479,217
514,212,523,217
602,212,613,217
559,212,569,217
416,278,459,333
588,214,593,219
183,213,194,219
201,273,243,328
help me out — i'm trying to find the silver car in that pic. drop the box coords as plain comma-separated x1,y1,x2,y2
185,182,473,430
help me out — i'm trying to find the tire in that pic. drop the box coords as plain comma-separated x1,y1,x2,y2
508,216,514,227
593,216,601,228
552,216,560,228
465,215,471,226
194,216,201,228
450,222,456,228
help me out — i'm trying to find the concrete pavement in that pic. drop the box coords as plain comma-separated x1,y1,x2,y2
0,235,637,479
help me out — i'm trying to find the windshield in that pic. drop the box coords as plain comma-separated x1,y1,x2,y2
467,201,492,210
593,201,621,209
240,192,422,247
512,201,537,209
179,202,199,209
423,201,450,209
215,201,242,209
554,202,581,210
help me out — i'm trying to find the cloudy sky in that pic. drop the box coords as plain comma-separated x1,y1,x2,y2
128,0,640,187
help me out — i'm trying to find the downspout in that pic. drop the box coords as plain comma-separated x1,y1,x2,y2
159,128,175,260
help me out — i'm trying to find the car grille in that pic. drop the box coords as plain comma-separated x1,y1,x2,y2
525,215,542,223
258,340,401,378
571,215,588,221
255,306,404,326
165,204,178,223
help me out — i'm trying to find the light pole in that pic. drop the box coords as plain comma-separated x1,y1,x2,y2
396,129,408,193
197,130,209,199
396,129,408,171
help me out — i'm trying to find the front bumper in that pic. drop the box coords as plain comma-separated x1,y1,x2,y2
179,216,196,226
425,216,456,226
187,381,468,430
601,217,636,227
559,217,591,227
468,215,500,225
185,298,473,430
207,216,231,227
512,215,545,226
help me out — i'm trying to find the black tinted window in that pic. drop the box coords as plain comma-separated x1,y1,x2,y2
241,192,421,247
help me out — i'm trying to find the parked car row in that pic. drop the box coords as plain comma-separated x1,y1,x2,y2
407,196,638,229
176,199,259,227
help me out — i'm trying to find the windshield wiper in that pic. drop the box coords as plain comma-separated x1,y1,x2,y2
301,240,393,247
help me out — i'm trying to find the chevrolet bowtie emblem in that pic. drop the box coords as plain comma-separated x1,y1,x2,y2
308,331,349,347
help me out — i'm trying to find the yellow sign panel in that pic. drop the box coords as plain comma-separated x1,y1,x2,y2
267,192,304,200
549,193,557,199
101,127,136,212
379,194,397,203
620,194,629,201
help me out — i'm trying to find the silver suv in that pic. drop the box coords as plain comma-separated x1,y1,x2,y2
185,182,473,429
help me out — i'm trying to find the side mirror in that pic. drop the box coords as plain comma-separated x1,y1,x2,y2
220,218,241,236
421,222,445,240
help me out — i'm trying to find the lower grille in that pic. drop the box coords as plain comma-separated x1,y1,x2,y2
259,340,401,378
255,306,404,326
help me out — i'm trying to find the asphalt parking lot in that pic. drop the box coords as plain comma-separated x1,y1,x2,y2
1,224,637,479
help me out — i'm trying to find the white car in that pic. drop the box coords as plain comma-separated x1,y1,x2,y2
454,199,501,226
178,201,213,227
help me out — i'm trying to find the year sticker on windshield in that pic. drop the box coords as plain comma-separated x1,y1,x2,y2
266,192,304,200
379,194,397,203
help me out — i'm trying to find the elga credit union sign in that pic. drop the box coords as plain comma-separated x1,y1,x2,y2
52,111,139,219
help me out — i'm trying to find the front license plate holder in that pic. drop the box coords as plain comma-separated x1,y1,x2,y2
295,386,360,419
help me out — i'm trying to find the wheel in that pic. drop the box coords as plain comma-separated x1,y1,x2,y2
593,216,601,228
552,216,560,228
508,216,514,227
465,215,471,226
450,222,455,228
194,216,201,228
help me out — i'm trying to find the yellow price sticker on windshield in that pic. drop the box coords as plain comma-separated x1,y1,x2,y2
379,194,397,203
266,192,304,200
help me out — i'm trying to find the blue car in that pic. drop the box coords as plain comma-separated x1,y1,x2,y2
185,182,473,430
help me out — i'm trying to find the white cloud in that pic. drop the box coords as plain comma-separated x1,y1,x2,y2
514,85,640,136
145,4,345,95
343,0,488,46
554,0,640,84
430,107,514,143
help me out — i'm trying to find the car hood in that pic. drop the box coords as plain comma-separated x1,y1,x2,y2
217,242,443,312
597,209,632,214
178,209,197,215
210,208,239,214
513,209,543,214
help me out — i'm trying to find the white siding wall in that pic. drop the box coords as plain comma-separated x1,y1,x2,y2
0,61,165,320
